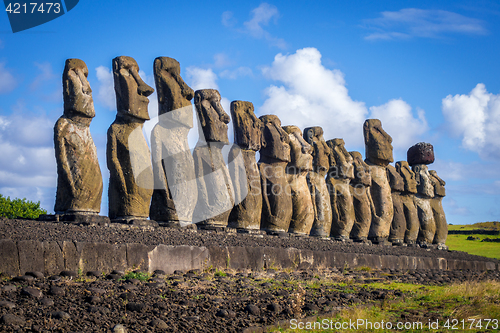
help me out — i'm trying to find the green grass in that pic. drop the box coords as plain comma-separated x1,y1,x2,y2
119,271,151,281
446,223,500,259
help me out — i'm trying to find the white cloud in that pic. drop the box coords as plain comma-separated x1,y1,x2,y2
213,53,233,68
219,67,253,80
259,47,368,147
222,11,237,28
95,66,115,110
0,62,17,94
442,83,500,160
186,67,219,91
368,99,428,150
364,8,487,40
31,62,55,91
445,198,471,216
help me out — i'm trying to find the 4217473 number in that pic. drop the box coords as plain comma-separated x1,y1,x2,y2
5,2,61,14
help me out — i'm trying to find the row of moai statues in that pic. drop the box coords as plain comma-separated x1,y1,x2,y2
53,57,447,248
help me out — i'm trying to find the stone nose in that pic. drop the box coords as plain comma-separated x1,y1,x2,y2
132,70,154,97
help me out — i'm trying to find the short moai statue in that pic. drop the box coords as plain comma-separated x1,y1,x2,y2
349,151,373,243
54,58,104,222
259,115,293,234
326,139,355,241
386,164,406,246
408,142,437,247
429,170,448,250
363,119,394,244
107,56,155,223
304,127,333,237
228,101,263,231
283,125,314,235
150,57,197,227
192,89,234,228
395,161,419,246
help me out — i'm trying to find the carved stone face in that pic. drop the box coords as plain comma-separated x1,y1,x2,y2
194,89,230,144
231,100,263,151
412,164,434,198
350,151,371,186
327,138,354,179
63,58,94,118
153,57,194,116
429,170,446,197
386,164,404,192
283,126,312,171
113,56,154,121
303,126,331,172
259,115,290,162
363,119,393,166
395,161,417,194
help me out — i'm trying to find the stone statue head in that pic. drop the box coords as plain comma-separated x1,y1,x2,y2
259,115,290,162
63,58,94,119
194,89,230,144
303,126,331,172
429,170,446,197
363,119,393,166
113,56,154,121
386,164,404,192
283,125,312,172
153,57,194,117
412,164,434,198
395,161,417,194
326,138,354,180
350,151,371,187
231,100,263,151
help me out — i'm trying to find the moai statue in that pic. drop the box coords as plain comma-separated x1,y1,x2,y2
429,170,448,249
386,165,405,246
54,59,104,222
228,101,263,231
107,56,155,223
259,115,293,233
363,119,394,244
395,161,419,246
304,127,333,237
283,126,314,235
326,139,355,241
150,57,197,227
408,142,437,247
192,89,234,228
349,151,373,243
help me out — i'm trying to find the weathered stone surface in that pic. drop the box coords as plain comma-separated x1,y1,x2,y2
55,58,103,214
148,245,209,274
430,170,447,246
18,240,44,275
327,139,355,240
193,89,234,227
412,164,436,245
304,127,332,237
363,119,393,166
407,142,434,166
349,151,372,241
0,239,19,276
43,241,65,276
107,56,154,220
283,126,314,235
76,242,127,273
396,161,419,244
228,101,263,230
259,115,292,232
150,57,197,225
366,163,393,242
387,165,405,245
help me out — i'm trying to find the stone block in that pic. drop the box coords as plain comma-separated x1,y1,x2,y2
148,245,209,274
407,142,434,166
18,240,44,274
43,241,65,276
0,239,19,276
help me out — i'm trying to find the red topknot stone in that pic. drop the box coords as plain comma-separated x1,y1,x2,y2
407,142,434,166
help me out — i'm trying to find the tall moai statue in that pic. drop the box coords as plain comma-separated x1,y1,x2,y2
429,170,448,249
326,139,355,241
150,57,197,227
228,101,263,231
54,59,104,221
363,119,394,244
349,151,373,243
386,164,405,245
408,142,436,247
304,127,333,237
259,115,293,233
107,56,155,223
395,161,419,246
192,89,234,228
283,126,314,235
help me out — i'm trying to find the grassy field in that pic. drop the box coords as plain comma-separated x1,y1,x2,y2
275,280,500,332
446,222,500,260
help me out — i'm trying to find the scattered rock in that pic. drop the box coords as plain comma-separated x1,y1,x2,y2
0,314,25,325
21,287,43,298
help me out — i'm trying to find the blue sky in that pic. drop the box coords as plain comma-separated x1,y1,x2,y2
1,0,500,224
